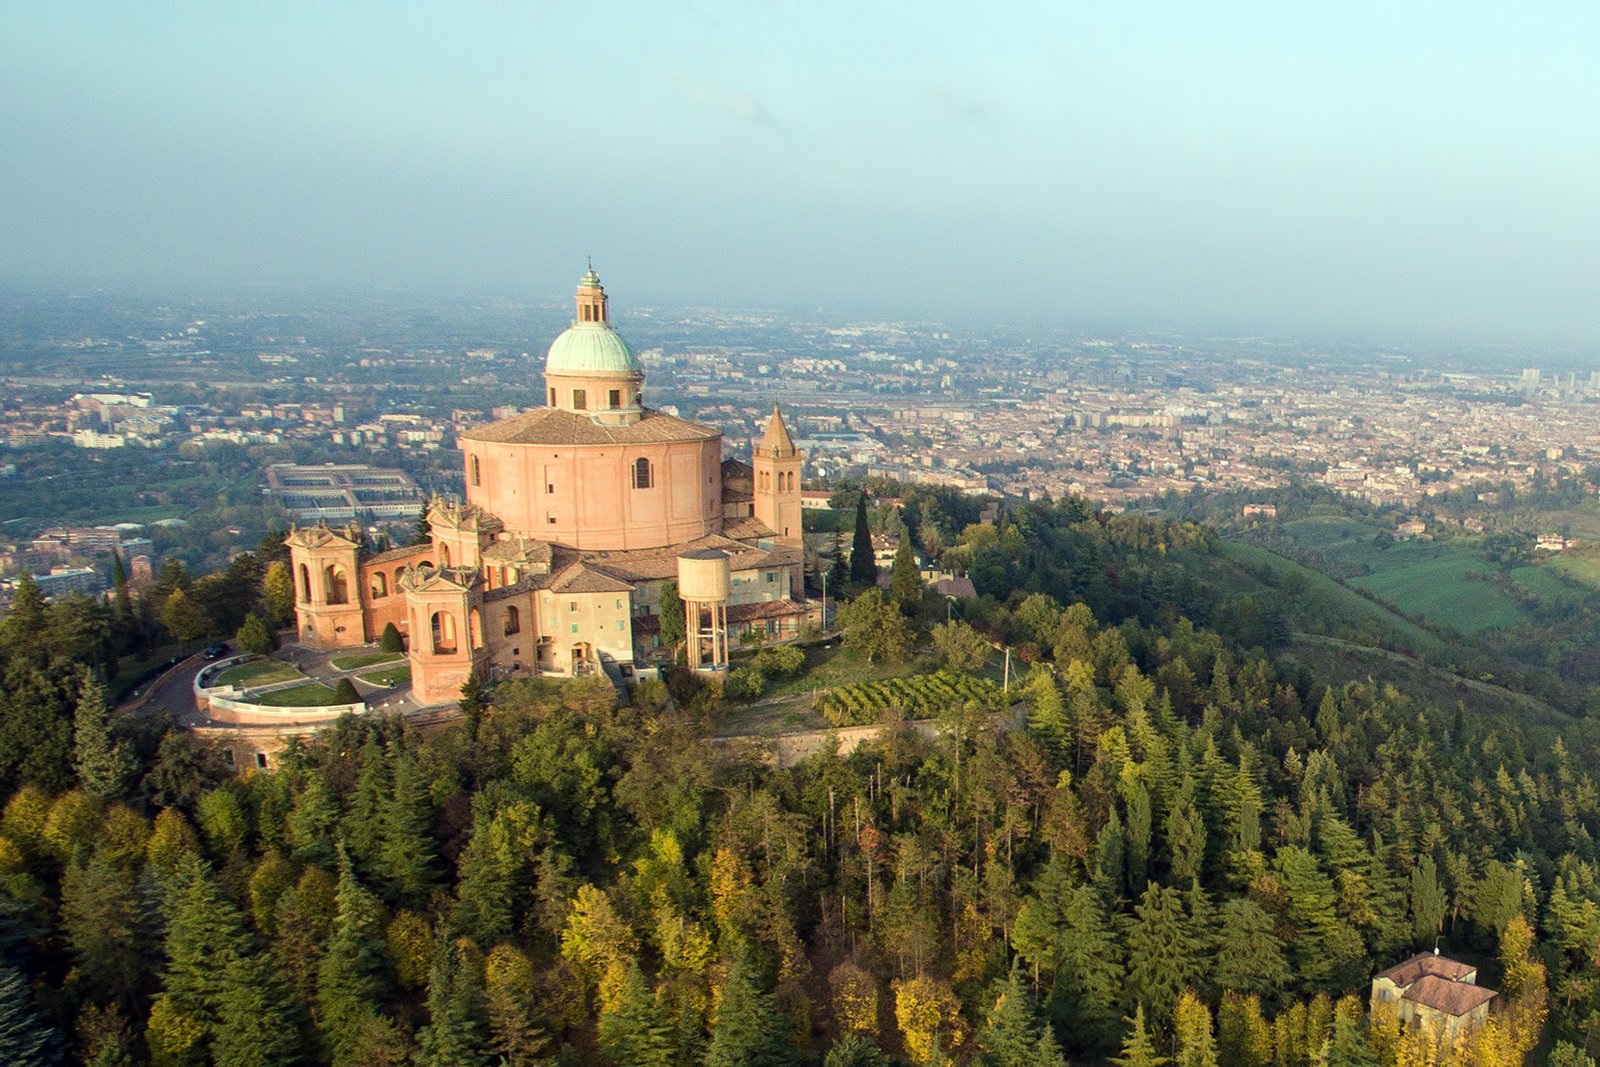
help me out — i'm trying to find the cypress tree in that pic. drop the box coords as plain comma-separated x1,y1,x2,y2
888,537,921,612
706,953,791,1067
848,493,877,588
73,672,133,800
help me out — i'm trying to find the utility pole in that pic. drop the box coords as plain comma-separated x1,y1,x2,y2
821,570,828,632
1003,645,1011,693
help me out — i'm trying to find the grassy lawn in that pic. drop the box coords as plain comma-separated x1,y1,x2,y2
331,651,403,671
1350,551,1527,633
252,683,354,707
358,664,411,687
215,659,304,688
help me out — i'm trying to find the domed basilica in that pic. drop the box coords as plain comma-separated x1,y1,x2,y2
286,268,810,704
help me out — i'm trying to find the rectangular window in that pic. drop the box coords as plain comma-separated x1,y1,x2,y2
572,389,587,410
617,620,624,631
569,603,577,612
571,624,578,633
547,483,554,494
609,389,621,408
255,752,268,769
548,515,557,524
549,387,556,405
766,572,776,583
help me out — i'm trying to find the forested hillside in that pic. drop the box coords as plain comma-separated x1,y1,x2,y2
4,504,1600,1064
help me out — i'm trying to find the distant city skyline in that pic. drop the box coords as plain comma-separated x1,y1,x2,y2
2,2,1597,346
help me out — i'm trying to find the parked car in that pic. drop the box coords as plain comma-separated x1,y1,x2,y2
203,643,229,660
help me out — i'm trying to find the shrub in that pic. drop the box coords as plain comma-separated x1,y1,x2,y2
754,645,805,678
379,623,405,653
725,666,767,702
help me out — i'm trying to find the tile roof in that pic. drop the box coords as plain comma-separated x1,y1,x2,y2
548,563,635,594
1376,954,1477,987
1401,975,1496,1017
459,406,720,446
584,533,799,582
364,544,432,566
721,515,776,540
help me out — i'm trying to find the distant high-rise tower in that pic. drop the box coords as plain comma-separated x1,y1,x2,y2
753,403,803,547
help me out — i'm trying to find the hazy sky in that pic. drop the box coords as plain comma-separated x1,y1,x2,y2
3,3,1597,343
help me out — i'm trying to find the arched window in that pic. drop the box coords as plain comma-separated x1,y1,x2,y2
394,567,406,591
324,564,349,605
633,457,653,489
469,608,484,650
470,455,481,486
299,563,312,602
439,543,451,568
431,611,457,654
504,605,521,636
370,572,388,599
786,471,795,492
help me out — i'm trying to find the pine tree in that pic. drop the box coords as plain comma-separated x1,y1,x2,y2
60,852,143,1003
1321,996,1377,1067
1173,991,1218,1067
1112,1004,1169,1067
73,672,133,800
376,746,438,905
212,953,303,1067
342,740,388,877
824,1033,891,1067
316,848,392,1064
706,953,792,1067
161,857,253,1035
888,538,921,612
1216,992,1272,1067
1123,882,1201,1025
1213,898,1289,995
0,966,57,1066
849,493,878,588
484,944,547,1067
415,932,491,1067
1040,882,1125,1054
598,961,673,1067
975,969,1066,1067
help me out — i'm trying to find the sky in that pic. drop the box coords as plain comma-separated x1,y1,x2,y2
2,2,1597,344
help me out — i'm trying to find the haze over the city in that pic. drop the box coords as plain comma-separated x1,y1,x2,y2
3,2,1597,344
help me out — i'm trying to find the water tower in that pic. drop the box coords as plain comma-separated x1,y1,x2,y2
677,548,731,673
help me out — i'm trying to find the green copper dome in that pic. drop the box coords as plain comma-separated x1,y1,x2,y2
545,321,642,378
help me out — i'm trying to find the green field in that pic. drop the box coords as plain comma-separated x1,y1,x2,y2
1547,549,1600,591
1350,551,1526,634
1213,540,1451,656
215,659,303,688
253,683,356,707
1266,519,1537,636
331,651,403,671
358,664,411,687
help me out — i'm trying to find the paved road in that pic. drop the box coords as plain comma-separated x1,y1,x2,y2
121,653,208,727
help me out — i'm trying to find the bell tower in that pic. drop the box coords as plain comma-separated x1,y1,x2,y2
753,403,803,547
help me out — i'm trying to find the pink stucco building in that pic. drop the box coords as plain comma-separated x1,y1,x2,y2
287,267,809,704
